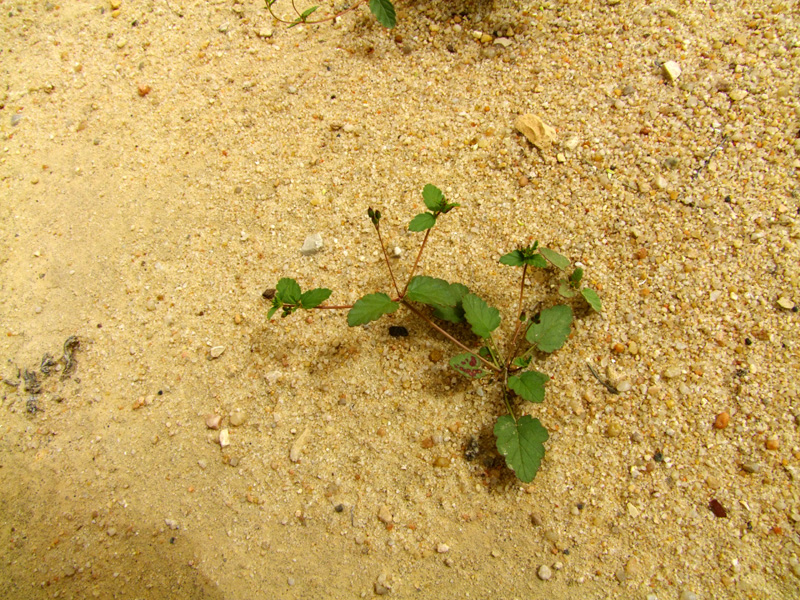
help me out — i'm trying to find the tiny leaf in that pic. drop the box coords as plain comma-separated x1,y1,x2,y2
462,293,501,338
289,5,319,26
526,304,573,353
494,415,549,483
558,280,577,298
406,276,457,307
581,288,603,312
299,288,332,309
421,184,445,211
409,212,436,232
432,282,469,322
267,305,280,320
368,0,396,28
276,278,302,305
450,352,492,379
499,250,525,267
347,293,399,327
539,247,571,270
570,267,584,285
507,370,549,403
527,253,549,268
512,356,532,369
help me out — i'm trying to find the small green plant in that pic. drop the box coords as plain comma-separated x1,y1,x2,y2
266,184,602,482
265,0,396,29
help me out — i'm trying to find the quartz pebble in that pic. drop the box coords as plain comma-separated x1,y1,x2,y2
515,114,556,150
229,409,246,427
661,60,681,83
289,427,310,462
206,414,222,429
219,428,230,447
300,233,323,256
436,543,449,553
209,346,225,359
537,564,552,581
378,504,393,525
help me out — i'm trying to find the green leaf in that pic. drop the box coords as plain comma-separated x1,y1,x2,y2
499,250,525,267
409,212,436,232
526,304,573,353
539,247,571,270
570,267,584,285
558,280,577,298
276,278,301,305
406,276,457,307
507,370,549,403
289,4,319,26
432,282,469,322
368,0,396,28
449,352,492,379
347,293,399,326
494,415,549,483
421,183,445,211
267,305,280,320
528,253,549,268
512,356,532,368
461,293,501,338
581,288,603,312
299,288,332,309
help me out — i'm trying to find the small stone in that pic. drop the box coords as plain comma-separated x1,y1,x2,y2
564,136,580,151
229,409,246,427
627,503,640,518
106,527,117,537
300,233,323,256
110,0,122,8
606,422,622,438
556,153,566,163
537,564,553,581
287,85,298,94
433,456,450,468
377,504,393,525
515,114,556,150
493,37,512,48
436,543,450,553
137,84,151,97
218,23,229,33
209,346,225,359
205,414,222,430
164,518,179,530
777,297,795,310
661,61,681,83
728,89,748,102
765,435,780,450
709,498,727,518
428,349,443,362
680,591,698,600
258,27,273,38
198,459,207,469
706,475,721,490
116,38,127,49
663,366,681,379
624,556,641,578
742,461,762,474
654,174,668,190
616,380,632,392
491,549,502,558
219,428,230,447
289,427,310,462
714,412,730,429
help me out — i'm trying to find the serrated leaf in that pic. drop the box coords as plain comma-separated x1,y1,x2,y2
368,0,396,28
507,370,549,403
461,293,501,338
299,288,332,309
421,183,445,211
449,352,492,379
494,415,549,483
409,212,436,232
276,278,301,305
539,247,571,270
512,356,532,368
558,280,577,298
581,288,603,312
406,276,457,307
432,283,469,322
347,293,399,327
526,304,573,353
499,250,525,267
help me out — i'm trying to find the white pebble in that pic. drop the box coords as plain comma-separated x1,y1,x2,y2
537,564,552,581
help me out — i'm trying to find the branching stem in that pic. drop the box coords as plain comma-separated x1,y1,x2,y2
374,224,401,297
402,301,501,373
400,228,432,298
266,0,366,26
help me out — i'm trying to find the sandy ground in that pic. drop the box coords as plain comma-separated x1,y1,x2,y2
2,0,800,598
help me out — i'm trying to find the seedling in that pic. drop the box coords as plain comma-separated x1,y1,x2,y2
266,184,602,482
264,0,396,29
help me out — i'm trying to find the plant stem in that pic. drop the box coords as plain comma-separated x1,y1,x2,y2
402,301,501,373
266,0,365,26
374,224,401,297
501,378,516,422
505,264,528,368
400,227,432,298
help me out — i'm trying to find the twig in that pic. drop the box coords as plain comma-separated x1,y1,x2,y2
587,362,619,395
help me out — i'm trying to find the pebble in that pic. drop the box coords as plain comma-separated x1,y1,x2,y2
493,37,512,48
663,366,682,379
300,233,323,256
777,297,795,310
765,435,779,450
209,346,225,359
606,422,622,438
229,409,246,427
742,461,762,474
564,136,580,151
164,518,179,530
205,414,222,430
537,564,552,581
679,591,698,600
219,428,230,447
116,38,127,49
714,412,730,429
515,114,556,150
257,27,273,38
661,60,681,83
377,504,393,524
11,114,22,126
289,427,310,462
436,543,449,553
